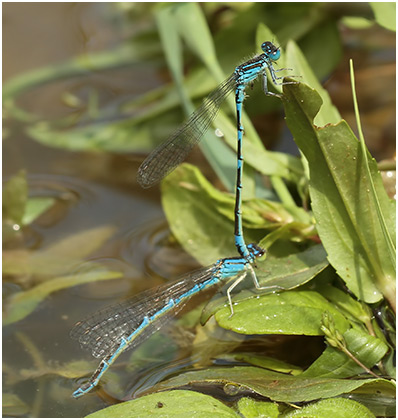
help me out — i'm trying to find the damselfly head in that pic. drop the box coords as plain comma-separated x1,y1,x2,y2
247,243,266,258
261,41,281,62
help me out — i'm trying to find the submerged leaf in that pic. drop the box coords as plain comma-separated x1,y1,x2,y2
2,393,29,417
3,268,123,325
3,170,28,225
3,225,116,277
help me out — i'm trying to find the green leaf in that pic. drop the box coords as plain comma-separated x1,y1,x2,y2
214,290,350,336
155,3,238,192
155,7,184,88
370,2,396,31
301,328,388,379
86,390,240,418
284,397,375,418
313,283,371,325
162,164,315,266
233,353,303,375
283,80,395,303
350,59,396,305
161,164,252,265
256,244,328,287
153,366,393,403
300,346,354,378
201,244,329,324
237,397,280,418
173,3,219,72
341,16,374,30
344,328,389,366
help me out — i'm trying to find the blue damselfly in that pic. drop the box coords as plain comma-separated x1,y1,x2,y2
137,41,294,258
71,244,267,398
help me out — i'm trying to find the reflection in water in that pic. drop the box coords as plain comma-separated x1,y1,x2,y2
121,219,200,280
68,257,139,301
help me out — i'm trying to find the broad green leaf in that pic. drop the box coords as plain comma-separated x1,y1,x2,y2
237,397,280,418
162,164,315,266
301,328,388,378
153,366,393,403
3,267,123,325
301,346,365,379
214,290,350,336
201,245,329,323
255,244,328,287
284,397,375,418
350,59,396,304
283,80,395,303
161,164,255,265
344,328,389,365
313,283,371,325
86,390,240,418
370,2,396,31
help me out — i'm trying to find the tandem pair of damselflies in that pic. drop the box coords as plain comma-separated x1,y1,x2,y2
72,41,293,398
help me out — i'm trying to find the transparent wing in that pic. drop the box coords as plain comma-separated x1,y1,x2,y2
137,74,236,188
70,265,217,359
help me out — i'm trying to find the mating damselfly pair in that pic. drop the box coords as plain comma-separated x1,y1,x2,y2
71,41,295,398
